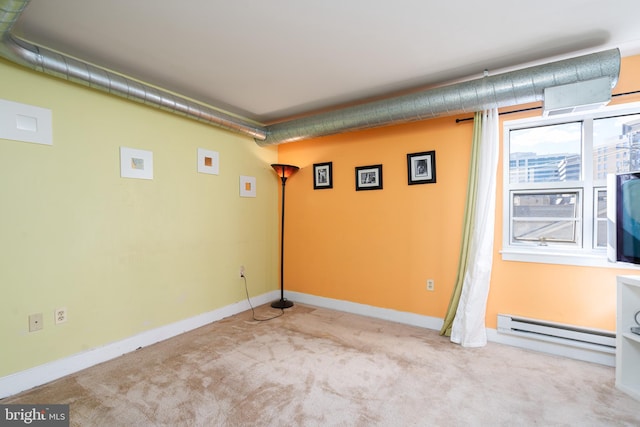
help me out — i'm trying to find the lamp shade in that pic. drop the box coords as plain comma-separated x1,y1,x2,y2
271,163,299,179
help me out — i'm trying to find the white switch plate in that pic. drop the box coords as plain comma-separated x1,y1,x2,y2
0,99,52,145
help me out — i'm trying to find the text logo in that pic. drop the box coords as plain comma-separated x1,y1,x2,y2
0,405,69,426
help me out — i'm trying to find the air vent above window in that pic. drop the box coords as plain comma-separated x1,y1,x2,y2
543,77,612,117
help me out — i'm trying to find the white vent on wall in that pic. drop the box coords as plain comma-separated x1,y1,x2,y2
497,314,615,351
543,77,612,117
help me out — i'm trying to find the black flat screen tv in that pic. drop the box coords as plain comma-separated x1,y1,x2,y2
616,172,640,265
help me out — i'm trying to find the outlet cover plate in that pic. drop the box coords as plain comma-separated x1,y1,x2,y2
29,313,43,332
55,307,67,324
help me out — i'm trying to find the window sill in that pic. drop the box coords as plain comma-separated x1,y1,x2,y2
500,247,640,269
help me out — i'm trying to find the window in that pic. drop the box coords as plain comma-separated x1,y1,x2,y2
502,102,640,267
511,190,580,245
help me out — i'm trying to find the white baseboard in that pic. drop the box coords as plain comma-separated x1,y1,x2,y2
1,291,613,399
0,291,278,399
287,291,445,331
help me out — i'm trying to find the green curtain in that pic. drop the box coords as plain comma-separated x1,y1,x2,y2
440,111,483,337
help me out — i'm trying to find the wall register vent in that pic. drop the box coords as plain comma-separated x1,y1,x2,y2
497,314,615,355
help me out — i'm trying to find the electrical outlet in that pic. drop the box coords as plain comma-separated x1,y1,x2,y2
55,307,67,324
29,313,43,332
426,279,435,291
240,265,245,278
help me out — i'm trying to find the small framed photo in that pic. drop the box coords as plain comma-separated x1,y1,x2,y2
197,148,219,175
407,150,436,185
120,147,153,180
313,162,333,189
239,175,256,197
355,164,383,191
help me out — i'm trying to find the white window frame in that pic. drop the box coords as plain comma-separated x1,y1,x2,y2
502,101,640,268
509,188,582,247
593,187,608,250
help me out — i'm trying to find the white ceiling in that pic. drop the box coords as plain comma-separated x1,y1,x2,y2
11,0,640,124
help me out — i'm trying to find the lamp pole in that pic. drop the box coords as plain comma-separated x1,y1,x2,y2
271,164,299,309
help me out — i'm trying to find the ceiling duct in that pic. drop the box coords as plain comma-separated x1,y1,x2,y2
0,0,267,140
259,50,620,146
0,0,621,146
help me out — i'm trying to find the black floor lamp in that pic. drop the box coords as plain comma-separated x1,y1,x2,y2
271,163,299,309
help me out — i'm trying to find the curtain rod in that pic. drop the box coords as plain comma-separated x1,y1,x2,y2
454,89,640,123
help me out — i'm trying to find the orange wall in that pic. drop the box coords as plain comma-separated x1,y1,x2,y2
278,54,640,332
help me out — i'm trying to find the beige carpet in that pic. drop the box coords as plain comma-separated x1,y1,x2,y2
3,304,639,426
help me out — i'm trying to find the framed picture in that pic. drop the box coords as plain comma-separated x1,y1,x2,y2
313,162,333,189
355,164,383,191
407,150,436,185
239,175,256,197
120,147,153,180
197,148,219,175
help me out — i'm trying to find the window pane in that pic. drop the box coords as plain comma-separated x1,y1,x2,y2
509,122,582,184
593,114,640,179
594,189,607,248
595,221,607,248
512,220,577,243
512,192,578,243
596,189,607,219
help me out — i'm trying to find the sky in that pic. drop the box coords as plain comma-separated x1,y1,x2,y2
510,113,640,156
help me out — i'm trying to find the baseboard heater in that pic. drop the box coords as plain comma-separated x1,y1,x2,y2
497,314,616,353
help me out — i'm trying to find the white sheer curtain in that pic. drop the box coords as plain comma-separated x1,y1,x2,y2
450,108,500,347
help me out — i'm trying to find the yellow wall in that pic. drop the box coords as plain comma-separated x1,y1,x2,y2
279,54,640,332
0,59,279,377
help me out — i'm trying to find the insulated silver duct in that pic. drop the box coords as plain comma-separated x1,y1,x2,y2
0,0,267,140
259,49,621,145
0,0,622,147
